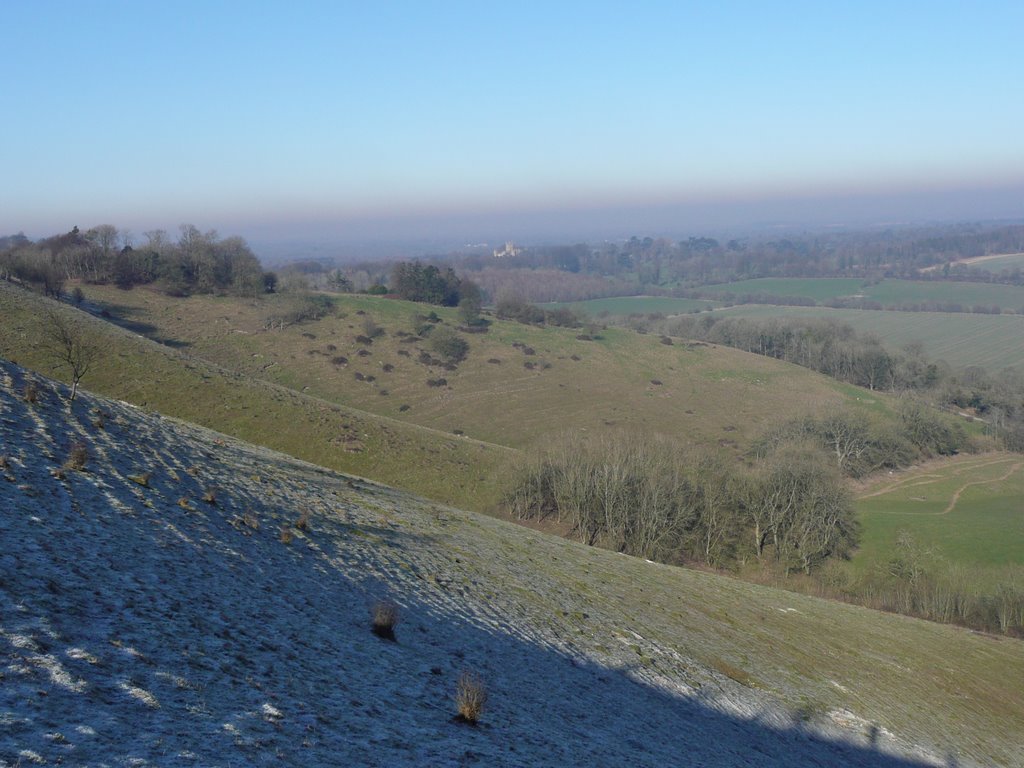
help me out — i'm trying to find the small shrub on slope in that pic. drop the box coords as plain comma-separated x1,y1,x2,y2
64,443,88,471
454,671,487,724
371,601,400,641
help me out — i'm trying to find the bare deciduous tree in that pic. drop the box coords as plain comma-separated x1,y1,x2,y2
43,308,99,402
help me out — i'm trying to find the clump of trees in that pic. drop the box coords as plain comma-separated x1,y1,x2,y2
504,429,1024,634
390,261,477,306
656,315,942,393
494,293,583,328
753,404,969,479
504,431,857,574
262,293,337,330
0,224,271,298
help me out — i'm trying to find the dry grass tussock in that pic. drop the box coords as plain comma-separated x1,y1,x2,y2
371,601,400,641
64,443,88,472
454,671,487,724
127,471,152,487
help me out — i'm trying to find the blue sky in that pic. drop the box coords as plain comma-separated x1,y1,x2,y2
2,1,1023,248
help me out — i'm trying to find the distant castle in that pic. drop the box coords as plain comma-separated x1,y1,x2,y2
492,241,522,259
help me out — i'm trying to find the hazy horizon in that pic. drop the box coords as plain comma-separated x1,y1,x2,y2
3,2,1022,259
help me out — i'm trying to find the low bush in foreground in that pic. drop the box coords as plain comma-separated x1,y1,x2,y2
371,601,400,641
454,671,487,724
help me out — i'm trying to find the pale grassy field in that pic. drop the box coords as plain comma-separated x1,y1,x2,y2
699,277,1024,309
712,304,1024,369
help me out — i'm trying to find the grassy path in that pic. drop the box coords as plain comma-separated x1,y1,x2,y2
938,460,1022,515
852,452,1024,572
856,455,1018,501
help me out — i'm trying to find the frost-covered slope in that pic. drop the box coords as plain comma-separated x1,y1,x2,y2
1,360,1019,767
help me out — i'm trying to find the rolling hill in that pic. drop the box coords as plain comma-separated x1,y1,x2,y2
2,360,1022,766
0,281,510,511
74,284,898,458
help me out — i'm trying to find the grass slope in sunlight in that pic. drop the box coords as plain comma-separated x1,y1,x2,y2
0,281,509,511
78,284,894,457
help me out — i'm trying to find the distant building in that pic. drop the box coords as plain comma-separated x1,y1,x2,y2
492,241,522,259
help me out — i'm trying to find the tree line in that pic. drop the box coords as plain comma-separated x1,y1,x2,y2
444,223,1024,304
255,221,1024,307
819,532,1024,637
458,224,1024,288
0,224,271,298
627,313,1024,452
503,420,1024,634
504,431,858,575
660,315,941,392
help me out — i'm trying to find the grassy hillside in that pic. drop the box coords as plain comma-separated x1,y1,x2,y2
712,304,1024,369
78,284,895,456
0,281,509,510
2,360,1022,766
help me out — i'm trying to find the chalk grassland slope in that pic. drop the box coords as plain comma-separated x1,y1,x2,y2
79,285,891,455
0,282,508,510
697,277,1024,309
2,364,1022,766
710,305,1024,370
854,453,1024,579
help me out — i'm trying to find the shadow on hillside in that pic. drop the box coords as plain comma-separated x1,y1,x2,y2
348,580,958,768
92,301,191,349
0,364,972,767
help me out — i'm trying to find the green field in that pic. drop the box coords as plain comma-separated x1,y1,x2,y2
712,304,1024,369
543,295,719,316
699,277,1024,309
854,453,1024,578
701,277,865,302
